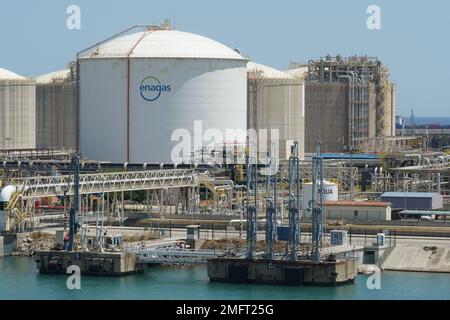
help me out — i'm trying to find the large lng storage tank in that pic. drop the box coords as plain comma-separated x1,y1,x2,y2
247,62,305,160
0,68,36,150
35,69,78,151
77,25,248,163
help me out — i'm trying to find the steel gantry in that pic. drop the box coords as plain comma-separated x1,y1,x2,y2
3,169,196,232
310,142,325,262
287,141,301,261
264,146,278,261
11,169,196,199
67,155,80,251
245,152,258,260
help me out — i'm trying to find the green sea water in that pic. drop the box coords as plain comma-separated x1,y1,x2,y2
0,256,449,300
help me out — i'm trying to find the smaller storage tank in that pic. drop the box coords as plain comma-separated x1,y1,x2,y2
35,69,78,151
0,185,16,232
302,181,338,210
0,68,36,150
247,62,305,160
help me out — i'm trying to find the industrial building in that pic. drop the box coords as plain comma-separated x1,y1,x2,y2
77,24,248,163
35,68,78,151
247,62,305,160
325,200,392,222
381,192,444,210
289,56,396,154
0,68,36,150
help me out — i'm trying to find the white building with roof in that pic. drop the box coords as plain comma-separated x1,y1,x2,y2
325,200,392,222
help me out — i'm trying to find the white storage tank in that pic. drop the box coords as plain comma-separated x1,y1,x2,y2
302,180,338,210
0,185,16,232
247,62,305,160
35,69,78,151
78,25,248,163
0,68,36,150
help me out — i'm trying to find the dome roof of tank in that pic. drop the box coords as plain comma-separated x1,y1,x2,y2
0,185,17,202
78,29,246,60
35,69,71,84
247,62,295,79
0,68,27,80
285,67,308,79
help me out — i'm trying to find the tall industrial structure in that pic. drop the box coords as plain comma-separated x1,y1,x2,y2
247,62,305,160
77,24,248,163
290,55,396,153
0,68,36,150
35,68,78,151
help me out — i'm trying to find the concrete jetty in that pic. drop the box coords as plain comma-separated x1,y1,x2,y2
381,245,450,273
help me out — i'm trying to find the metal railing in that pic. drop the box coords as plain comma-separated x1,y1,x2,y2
126,244,226,264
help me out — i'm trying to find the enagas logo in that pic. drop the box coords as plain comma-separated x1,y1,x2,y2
139,76,171,102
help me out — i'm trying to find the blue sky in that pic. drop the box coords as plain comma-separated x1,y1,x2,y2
0,0,449,117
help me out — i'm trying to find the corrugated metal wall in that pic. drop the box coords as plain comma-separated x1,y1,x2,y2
304,80,395,153
35,83,78,150
304,82,347,153
247,78,305,160
0,80,36,149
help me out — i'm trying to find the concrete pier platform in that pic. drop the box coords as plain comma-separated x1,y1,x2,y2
34,250,143,276
207,258,358,286
381,245,450,273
